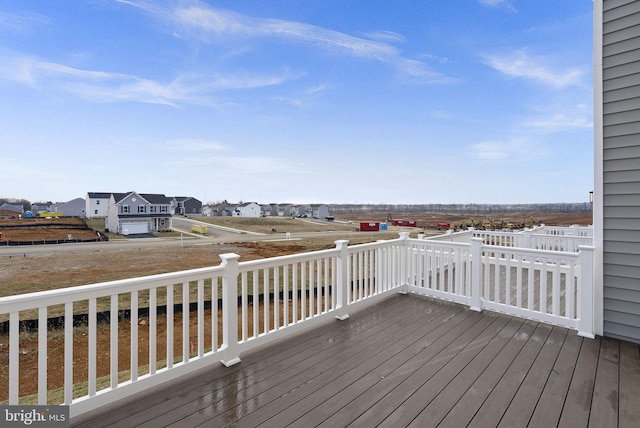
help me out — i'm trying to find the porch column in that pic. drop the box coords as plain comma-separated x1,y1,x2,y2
577,246,596,339
220,253,241,366
334,240,350,320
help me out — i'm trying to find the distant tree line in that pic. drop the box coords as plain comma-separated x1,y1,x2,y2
327,203,593,215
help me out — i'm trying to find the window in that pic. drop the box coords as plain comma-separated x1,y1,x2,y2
96,200,100,205
122,205,129,214
150,206,156,213
94,210,98,215
161,206,168,213
138,205,146,213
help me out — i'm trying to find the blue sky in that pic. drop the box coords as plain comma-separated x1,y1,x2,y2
1,0,594,205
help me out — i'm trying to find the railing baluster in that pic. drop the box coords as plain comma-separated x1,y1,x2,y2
150,287,157,373
38,306,48,403
88,298,98,397
110,294,118,387
64,302,73,404
9,311,19,404
166,285,173,369
197,279,204,356
131,290,138,381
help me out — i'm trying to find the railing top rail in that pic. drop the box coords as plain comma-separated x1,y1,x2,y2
481,243,580,260
0,263,227,314
238,247,340,270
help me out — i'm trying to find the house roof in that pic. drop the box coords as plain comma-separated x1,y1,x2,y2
112,192,172,204
87,192,112,199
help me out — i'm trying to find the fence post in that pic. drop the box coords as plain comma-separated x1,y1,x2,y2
220,253,241,366
334,240,350,320
577,246,596,338
398,232,410,293
469,238,483,312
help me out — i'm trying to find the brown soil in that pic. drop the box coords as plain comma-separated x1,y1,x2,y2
0,211,592,403
0,217,101,242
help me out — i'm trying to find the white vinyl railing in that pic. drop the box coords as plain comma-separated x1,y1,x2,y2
0,232,595,419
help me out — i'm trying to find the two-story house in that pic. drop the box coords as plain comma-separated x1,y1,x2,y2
171,196,203,216
85,192,111,218
106,192,172,235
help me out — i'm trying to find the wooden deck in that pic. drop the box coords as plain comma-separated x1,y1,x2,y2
72,294,640,428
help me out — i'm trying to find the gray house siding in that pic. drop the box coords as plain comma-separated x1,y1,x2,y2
602,0,640,343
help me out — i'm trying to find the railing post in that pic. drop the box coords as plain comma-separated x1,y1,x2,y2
220,253,241,366
334,240,350,320
469,238,483,312
577,245,596,338
398,232,410,294
524,228,532,248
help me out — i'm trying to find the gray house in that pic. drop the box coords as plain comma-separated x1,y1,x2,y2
594,0,640,344
51,198,86,217
310,204,330,219
106,192,172,235
171,196,203,216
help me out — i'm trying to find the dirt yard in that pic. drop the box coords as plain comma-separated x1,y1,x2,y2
0,211,592,403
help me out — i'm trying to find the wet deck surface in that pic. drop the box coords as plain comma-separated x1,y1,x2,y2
72,293,640,428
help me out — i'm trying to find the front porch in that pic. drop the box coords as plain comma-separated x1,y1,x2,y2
72,293,640,427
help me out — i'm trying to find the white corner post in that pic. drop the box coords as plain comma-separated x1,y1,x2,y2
220,253,242,366
469,237,483,312
577,246,596,339
334,240,350,320
398,232,410,294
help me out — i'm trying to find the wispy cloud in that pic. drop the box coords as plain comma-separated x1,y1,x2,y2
482,49,586,88
470,138,547,161
119,0,453,84
523,109,593,132
478,0,517,12
0,11,49,34
0,52,295,106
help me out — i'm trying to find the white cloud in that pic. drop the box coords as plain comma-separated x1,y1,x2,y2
483,49,586,88
478,0,517,12
470,138,547,161
0,11,49,34
0,52,295,106
120,0,453,84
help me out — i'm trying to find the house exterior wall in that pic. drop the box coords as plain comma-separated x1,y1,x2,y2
51,198,86,217
233,202,261,217
86,193,110,218
598,0,640,344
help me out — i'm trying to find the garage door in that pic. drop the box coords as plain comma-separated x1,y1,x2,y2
121,222,149,235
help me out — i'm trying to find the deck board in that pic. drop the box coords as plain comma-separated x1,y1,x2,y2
71,293,640,428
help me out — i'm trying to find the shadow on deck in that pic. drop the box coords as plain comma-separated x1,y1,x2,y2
72,294,640,428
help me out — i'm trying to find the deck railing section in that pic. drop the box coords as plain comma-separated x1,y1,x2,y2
0,231,595,418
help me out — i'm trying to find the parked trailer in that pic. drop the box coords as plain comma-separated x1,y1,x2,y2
392,219,417,227
359,222,380,232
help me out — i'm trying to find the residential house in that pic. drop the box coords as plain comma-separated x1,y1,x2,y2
233,202,261,217
106,192,172,235
30,203,50,216
51,198,86,217
208,203,234,217
291,204,312,217
85,192,111,218
171,196,203,216
311,204,330,219
594,0,640,344
0,203,24,215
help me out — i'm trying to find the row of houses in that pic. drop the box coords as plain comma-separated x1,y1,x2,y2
203,202,330,219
